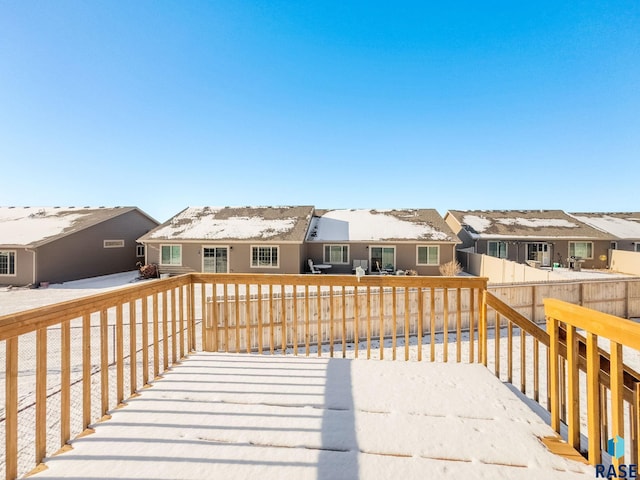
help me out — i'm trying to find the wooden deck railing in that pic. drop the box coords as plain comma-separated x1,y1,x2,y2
0,276,196,479
1,272,639,478
192,273,487,362
545,299,640,467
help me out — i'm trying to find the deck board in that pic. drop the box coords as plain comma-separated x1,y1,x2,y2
32,353,594,480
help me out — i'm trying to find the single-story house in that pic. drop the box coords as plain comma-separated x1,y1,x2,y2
137,206,315,275
305,209,460,275
569,212,640,252
444,209,614,269
0,206,159,287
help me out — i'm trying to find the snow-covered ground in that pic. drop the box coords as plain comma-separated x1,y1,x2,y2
0,270,144,316
32,353,594,480
536,266,634,281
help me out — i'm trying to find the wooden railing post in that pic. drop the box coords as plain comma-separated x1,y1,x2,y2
611,341,625,468
5,337,18,480
480,288,487,366
100,308,109,418
129,300,137,396
82,313,91,429
37,328,57,466
586,332,602,464
189,280,196,352
116,304,124,405
566,325,580,450
61,319,71,446
547,316,560,434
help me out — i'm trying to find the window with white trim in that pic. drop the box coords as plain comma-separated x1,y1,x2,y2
610,241,618,250
251,246,279,268
487,241,508,259
417,245,440,265
635,243,640,253
568,241,593,259
160,245,182,265
0,251,16,275
104,239,125,248
324,245,349,264
136,244,145,257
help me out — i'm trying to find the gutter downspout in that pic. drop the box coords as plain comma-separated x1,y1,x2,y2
26,248,37,286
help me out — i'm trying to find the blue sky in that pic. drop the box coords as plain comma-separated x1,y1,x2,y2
1,1,638,223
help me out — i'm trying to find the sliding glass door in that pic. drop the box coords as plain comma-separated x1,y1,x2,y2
203,247,229,273
370,246,396,272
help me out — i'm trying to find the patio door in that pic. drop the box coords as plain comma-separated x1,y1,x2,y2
203,247,229,273
370,246,396,272
526,243,551,267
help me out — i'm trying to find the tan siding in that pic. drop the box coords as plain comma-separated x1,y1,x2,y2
0,249,34,286
150,242,305,275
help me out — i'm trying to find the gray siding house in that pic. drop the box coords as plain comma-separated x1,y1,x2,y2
444,209,614,269
138,206,315,275
305,209,459,275
570,212,640,253
0,206,159,286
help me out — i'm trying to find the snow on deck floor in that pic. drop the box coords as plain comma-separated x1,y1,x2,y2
33,353,594,480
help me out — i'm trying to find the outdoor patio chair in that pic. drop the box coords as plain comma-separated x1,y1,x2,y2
375,261,389,275
352,259,368,272
308,259,322,274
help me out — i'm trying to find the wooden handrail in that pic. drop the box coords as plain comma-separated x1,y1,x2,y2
545,298,640,466
0,275,190,341
6,273,639,477
1,275,194,479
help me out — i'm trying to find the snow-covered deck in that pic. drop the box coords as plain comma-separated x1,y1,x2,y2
33,353,594,480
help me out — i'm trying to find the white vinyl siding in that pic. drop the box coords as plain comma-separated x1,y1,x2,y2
0,250,16,275
251,246,279,268
568,241,593,259
324,245,349,264
160,245,182,265
487,241,508,259
416,245,439,265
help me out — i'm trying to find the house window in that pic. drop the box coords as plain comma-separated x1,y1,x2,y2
610,242,618,250
324,245,349,264
635,243,640,253
569,241,593,259
487,241,508,259
0,251,16,275
370,246,395,272
136,244,145,257
161,245,182,265
251,246,279,268
417,245,439,265
104,239,125,248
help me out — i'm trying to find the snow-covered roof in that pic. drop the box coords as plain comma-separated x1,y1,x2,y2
140,206,314,242
570,212,640,240
447,210,612,240
306,209,457,242
0,206,143,248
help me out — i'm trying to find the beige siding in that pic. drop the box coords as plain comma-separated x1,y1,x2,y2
149,243,305,275
0,249,34,286
306,242,455,276
476,239,611,269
